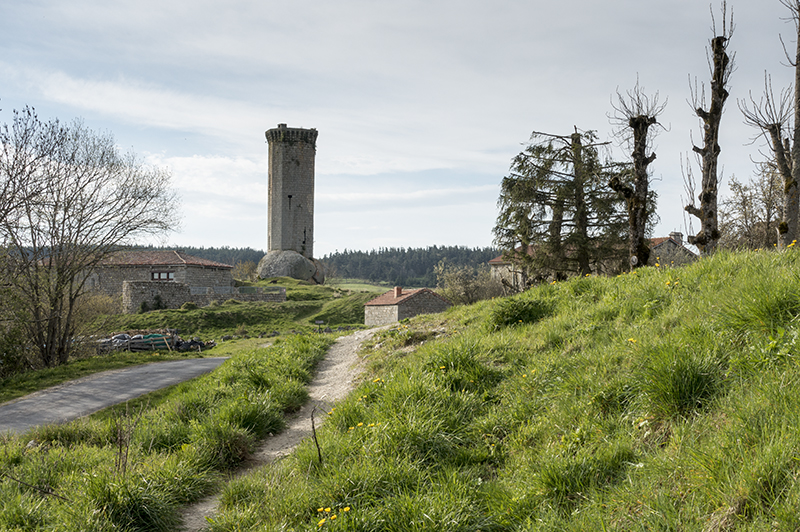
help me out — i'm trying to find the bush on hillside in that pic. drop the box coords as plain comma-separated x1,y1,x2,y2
435,261,503,305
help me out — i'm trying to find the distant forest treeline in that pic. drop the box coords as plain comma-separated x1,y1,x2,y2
139,244,499,287
321,246,500,287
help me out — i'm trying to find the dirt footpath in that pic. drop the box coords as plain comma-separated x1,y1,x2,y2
179,327,382,531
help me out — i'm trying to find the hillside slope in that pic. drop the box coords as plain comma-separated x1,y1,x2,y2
209,249,800,531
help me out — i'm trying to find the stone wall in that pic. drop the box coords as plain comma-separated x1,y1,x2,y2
122,281,286,314
365,305,399,327
90,265,233,297
266,124,317,259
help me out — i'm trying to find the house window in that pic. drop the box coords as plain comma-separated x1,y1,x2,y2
151,271,174,281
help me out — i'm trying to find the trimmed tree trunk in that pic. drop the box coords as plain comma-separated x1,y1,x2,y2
783,24,800,247
609,115,656,268
685,36,730,254
571,132,592,275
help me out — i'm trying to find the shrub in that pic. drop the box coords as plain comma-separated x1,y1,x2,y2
435,261,503,305
180,301,198,311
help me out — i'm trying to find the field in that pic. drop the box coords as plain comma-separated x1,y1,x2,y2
4,253,800,530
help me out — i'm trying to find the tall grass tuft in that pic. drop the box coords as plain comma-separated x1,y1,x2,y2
489,294,554,329
638,347,724,420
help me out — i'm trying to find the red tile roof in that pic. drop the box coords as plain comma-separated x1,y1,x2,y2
365,287,450,307
99,250,233,269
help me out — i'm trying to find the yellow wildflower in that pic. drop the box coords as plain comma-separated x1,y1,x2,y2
357,423,363,427
324,507,331,512
331,515,337,520
318,518,326,527
628,338,636,343
344,507,351,512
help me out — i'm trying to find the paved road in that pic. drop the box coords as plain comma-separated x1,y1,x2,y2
0,358,229,434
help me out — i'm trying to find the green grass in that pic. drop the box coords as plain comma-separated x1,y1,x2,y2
95,278,376,338
204,249,800,531
0,334,334,531
327,278,390,293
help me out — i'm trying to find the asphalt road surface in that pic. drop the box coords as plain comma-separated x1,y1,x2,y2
0,358,229,434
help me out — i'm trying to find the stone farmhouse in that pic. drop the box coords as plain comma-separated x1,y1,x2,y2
647,232,698,266
364,287,452,326
87,250,285,313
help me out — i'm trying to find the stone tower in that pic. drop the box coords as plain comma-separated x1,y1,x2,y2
266,123,318,259
257,124,324,283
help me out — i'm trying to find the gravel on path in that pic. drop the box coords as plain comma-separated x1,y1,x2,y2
179,327,382,531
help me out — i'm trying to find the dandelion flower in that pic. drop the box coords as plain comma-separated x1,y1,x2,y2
655,263,660,267
628,338,636,343
522,374,527,378
324,507,331,512
318,518,326,526
344,507,351,512
357,422,363,427
331,515,337,520
318,508,324,512
440,366,446,369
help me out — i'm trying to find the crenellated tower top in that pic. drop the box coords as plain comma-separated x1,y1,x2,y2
265,123,318,147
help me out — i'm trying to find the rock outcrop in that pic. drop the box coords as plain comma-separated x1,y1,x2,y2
256,250,324,284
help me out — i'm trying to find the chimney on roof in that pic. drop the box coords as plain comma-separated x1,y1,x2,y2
394,286,402,298
669,231,683,243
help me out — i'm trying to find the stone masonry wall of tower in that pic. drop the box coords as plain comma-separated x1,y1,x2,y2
265,124,318,259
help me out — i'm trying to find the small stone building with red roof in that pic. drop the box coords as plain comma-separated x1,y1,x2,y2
364,287,452,326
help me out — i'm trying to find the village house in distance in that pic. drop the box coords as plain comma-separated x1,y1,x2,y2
489,231,697,290
89,250,285,313
365,287,452,326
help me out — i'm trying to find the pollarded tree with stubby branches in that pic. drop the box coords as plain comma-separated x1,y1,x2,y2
685,2,735,255
494,129,628,285
739,0,800,248
0,107,180,367
609,78,665,268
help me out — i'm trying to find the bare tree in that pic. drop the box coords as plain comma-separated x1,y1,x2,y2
0,108,180,367
739,1,800,248
609,78,666,268
684,2,735,255
719,162,784,249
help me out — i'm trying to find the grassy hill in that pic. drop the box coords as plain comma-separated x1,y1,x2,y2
94,277,379,339
4,251,800,530
207,249,800,531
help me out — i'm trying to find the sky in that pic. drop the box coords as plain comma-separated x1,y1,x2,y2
0,0,795,258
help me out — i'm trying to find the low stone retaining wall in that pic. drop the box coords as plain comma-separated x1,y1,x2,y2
122,281,286,314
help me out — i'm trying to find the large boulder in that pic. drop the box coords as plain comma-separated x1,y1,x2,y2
257,250,324,284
